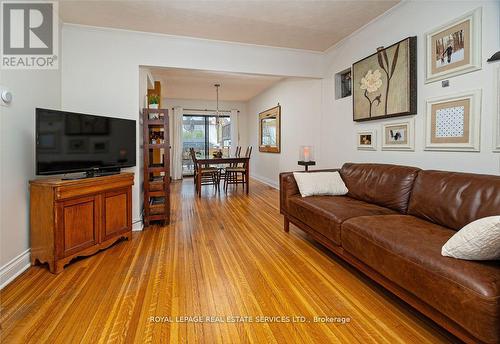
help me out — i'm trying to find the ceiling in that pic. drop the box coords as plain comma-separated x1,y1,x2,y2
151,67,284,101
60,0,400,52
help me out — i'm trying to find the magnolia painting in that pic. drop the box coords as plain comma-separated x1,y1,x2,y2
353,37,417,121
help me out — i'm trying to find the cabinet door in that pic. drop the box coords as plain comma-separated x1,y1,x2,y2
56,196,99,258
101,188,131,242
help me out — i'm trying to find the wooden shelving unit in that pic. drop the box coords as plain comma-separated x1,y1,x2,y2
143,108,170,226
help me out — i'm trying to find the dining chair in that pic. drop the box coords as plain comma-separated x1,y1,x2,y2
224,146,252,192
218,146,241,183
190,148,219,195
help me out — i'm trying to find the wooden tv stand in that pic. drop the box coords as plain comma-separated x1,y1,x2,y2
29,173,134,273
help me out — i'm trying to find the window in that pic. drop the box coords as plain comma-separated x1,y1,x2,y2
182,114,231,176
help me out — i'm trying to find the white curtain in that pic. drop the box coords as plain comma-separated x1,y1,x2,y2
172,106,183,180
230,109,239,151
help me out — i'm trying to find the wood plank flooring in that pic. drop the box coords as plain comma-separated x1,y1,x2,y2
0,179,456,343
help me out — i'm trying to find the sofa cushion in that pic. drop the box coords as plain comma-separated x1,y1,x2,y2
341,215,500,344
288,195,397,245
408,170,500,231
340,163,420,213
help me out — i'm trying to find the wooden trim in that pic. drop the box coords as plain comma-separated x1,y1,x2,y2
283,211,484,344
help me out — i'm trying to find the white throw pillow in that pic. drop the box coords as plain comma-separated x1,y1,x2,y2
442,216,500,260
293,171,348,197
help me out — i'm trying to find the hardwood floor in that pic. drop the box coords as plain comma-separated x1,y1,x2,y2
0,179,456,343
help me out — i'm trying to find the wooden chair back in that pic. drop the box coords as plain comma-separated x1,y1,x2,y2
189,148,199,173
239,146,252,168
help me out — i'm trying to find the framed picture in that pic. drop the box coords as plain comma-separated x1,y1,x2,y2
494,67,500,152
352,36,417,122
424,90,481,152
357,130,376,151
259,105,281,153
425,8,482,83
381,118,414,151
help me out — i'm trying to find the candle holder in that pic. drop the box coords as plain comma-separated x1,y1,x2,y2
298,145,316,171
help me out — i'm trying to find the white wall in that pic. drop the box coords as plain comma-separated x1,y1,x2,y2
0,68,61,286
321,0,500,174
247,78,322,187
247,0,500,186
61,24,323,223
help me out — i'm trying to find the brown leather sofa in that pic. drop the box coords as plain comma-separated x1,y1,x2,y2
280,163,500,344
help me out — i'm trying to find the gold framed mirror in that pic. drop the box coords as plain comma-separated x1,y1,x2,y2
259,104,281,153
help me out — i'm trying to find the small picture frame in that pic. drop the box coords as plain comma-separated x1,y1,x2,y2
381,118,414,151
424,89,481,152
357,130,376,151
495,67,500,152
425,8,482,83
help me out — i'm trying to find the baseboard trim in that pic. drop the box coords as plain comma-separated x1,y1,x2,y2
0,249,31,290
132,218,143,231
251,174,279,189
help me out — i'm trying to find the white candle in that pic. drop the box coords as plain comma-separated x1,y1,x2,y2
303,147,310,162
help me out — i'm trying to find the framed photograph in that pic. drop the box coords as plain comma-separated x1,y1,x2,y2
381,118,414,151
352,36,417,122
494,67,500,152
357,130,376,151
425,8,482,83
425,90,481,151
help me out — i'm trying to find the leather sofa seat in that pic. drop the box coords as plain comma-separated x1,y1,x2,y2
288,195,397,245
341,214,500,344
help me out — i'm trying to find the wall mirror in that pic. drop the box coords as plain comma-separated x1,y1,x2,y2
259,104,281,153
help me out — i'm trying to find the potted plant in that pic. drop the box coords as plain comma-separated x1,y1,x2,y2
149,95,160,109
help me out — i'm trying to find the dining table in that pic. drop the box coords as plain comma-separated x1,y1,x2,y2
195,156,250,195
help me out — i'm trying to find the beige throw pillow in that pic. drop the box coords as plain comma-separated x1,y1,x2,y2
442,216,500,260
293,171,348,197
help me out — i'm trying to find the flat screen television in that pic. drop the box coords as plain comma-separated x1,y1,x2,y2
36,108,136,176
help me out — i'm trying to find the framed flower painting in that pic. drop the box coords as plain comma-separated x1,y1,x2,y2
352,36,417,122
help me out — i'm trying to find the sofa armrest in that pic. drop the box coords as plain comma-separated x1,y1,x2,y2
279,169,340,215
